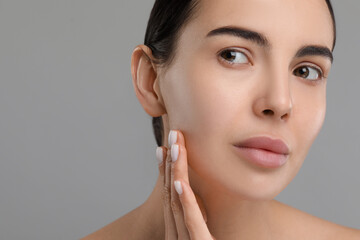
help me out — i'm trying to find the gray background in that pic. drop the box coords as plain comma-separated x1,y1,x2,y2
0,0,359,239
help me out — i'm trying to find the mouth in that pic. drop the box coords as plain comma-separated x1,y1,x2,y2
233,136,290,168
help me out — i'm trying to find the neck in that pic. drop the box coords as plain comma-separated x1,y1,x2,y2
134,176,165,239
136,172,282,240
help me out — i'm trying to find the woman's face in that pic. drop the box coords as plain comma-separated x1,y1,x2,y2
159,0,333,200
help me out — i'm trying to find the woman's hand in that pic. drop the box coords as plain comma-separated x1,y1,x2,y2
156,130,215,240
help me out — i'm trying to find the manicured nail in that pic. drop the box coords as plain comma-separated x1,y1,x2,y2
168,130,177,147
174,180,183,195
171,144,179,162
156,147,163,164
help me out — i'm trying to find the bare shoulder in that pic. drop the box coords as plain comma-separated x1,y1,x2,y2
331,225,360,240
272,200,360,240
80,207,140,240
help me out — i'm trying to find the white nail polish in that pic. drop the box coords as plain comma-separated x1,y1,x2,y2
156,147,163,164
174,180,183,195
168,130,177,147
171,144,179,162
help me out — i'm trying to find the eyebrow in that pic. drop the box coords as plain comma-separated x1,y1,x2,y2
206,26,333,63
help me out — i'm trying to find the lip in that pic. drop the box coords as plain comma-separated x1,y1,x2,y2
233,136,290,168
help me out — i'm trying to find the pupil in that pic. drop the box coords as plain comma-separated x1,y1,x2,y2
224,51,235,60
299,67,309,77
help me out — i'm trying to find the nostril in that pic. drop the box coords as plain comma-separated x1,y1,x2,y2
263,109,274,116
281,113,289,120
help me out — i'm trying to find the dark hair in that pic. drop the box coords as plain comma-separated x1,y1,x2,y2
145,0,337,147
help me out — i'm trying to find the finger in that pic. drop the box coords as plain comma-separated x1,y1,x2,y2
172,130,207,222
170,130,189,184
157,145,177,239
195,194,208,223
175,180,214,239
170,142,191,239
164,146,178,239
156,146,166,178
171,130,212,238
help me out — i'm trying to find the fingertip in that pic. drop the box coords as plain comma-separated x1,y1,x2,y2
157,147,168,178
166,146,171,160
174,180,183,195
176,130,186,146
179,180,197,204
171,144,179,162
156,146,163,165
168,130,178,147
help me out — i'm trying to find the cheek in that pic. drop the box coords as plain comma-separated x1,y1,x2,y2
285,81,326,181
163,58,257,189
161,69,205,133
162,57,246,174
167,58,257,147
292,81,326,153
163,57,238,142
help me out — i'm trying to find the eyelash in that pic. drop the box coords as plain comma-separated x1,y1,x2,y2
218,49,325,84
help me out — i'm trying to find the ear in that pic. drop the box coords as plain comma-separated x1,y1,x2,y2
131,44,166,117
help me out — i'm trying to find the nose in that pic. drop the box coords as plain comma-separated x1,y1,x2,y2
253,72,293,121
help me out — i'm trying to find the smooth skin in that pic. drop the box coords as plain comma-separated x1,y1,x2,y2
82,0,360,239
159,130,214,239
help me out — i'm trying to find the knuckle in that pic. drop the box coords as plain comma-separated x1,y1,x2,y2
166,148,171,161
180,145,187,153
170,199,181,214
184,215,200,231
162,189,172,206
162,192,170,203
163,186,171,199
180,193,192,206
184,216,195,230
170,162,177,172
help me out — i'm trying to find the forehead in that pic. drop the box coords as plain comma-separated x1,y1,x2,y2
182,0,333,51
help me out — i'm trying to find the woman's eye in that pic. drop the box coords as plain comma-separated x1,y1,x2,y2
293,66,323,81
219,49,249,64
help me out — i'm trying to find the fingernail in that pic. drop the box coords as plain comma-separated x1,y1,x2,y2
168,130,177,147
171,144,179,162
174,180,183,195
156,147,163,164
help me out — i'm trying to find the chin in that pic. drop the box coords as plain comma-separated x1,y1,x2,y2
222,162,300,202
219,176,288,201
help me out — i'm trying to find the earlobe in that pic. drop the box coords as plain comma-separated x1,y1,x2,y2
131,45,166,117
